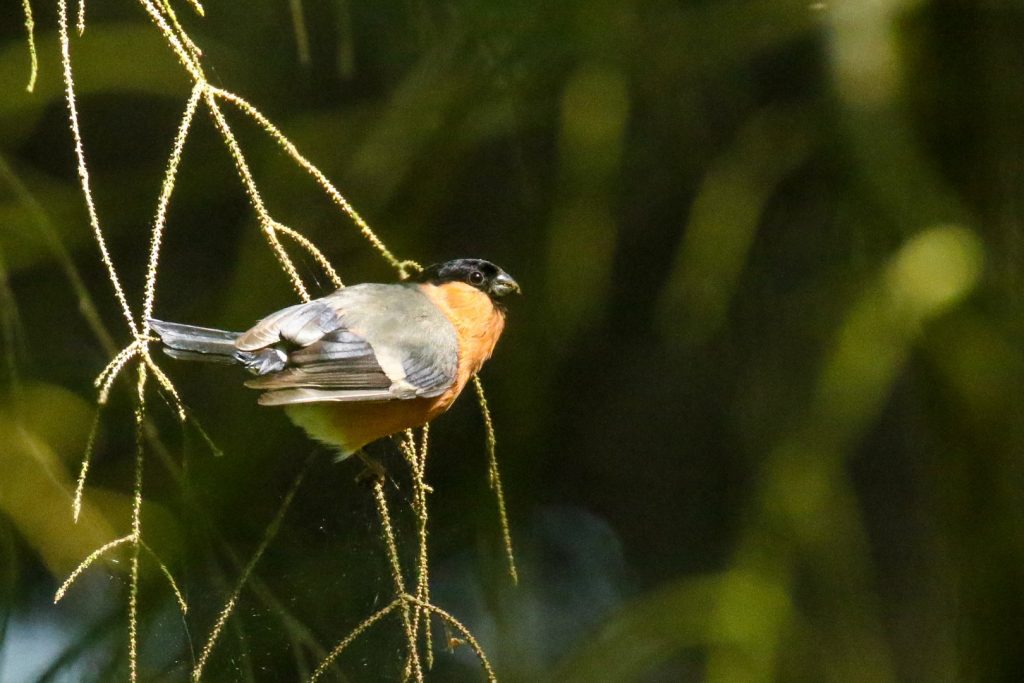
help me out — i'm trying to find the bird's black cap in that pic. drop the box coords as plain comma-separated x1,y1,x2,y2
414,259,520,298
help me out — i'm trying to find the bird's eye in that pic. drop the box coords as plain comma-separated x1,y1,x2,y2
468,270,485,286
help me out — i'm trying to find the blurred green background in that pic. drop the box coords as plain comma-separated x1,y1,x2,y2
2,0,1024,680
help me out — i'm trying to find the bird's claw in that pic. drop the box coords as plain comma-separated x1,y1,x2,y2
355,451,387,483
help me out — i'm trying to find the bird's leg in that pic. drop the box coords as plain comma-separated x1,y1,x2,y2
354,449,387,483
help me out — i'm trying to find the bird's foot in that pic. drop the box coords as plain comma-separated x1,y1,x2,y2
355,450,387,483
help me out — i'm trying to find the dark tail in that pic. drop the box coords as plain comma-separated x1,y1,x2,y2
148,319,242,364
148,319,286,374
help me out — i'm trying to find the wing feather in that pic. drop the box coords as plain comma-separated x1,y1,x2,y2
235,300,339,350
258,388,394,406
245,361,391,391
232,283,458,406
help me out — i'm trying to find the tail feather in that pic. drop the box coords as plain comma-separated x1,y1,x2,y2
148,318,287,375
148,318,241,359
162,346,240,365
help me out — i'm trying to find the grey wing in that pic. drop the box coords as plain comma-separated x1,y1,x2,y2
236,284,458,405
245,329,392,394
235,299,341,350
333,284,459,399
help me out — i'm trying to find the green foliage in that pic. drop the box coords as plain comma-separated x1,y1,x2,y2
3,0,1024,681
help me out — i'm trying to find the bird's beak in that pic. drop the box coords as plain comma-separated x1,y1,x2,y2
491,272,521,297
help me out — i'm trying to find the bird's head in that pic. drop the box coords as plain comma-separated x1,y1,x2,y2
414,259,520,300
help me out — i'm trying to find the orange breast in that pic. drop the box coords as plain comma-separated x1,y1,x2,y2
286,282,507,456
419,281,507,403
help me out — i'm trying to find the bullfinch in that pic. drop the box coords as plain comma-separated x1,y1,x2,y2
148,258,518,458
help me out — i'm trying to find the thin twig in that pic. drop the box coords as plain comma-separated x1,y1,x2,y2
127,364,149,683
136,0,205,82
308,599,402,682
193,457,311,680
72,407,103,522
53,534,134,603
371,480,423,682
20,0,37,92
202,90,310,302
208,87,413,275
140,540,188,617
271,220,344,290
473,376,517,584
411,426,434,667
144,82,204,322
402,594,497,682
158,0,203,58
58,0,139,337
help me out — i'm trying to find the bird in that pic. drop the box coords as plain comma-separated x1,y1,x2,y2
148,258,519,459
